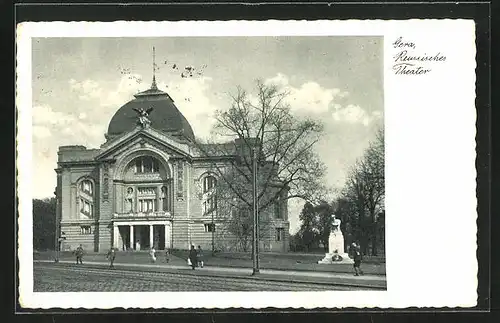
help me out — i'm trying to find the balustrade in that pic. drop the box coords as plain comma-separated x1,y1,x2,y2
113,211,172,219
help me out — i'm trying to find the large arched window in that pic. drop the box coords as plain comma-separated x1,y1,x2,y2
78,179,94,220
134,156,160,173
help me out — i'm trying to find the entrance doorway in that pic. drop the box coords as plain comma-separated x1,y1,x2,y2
134,225,150,250
153,225,165,250
118,226,130,251
116,223,170,251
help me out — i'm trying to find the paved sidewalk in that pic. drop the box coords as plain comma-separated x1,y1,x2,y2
35,259,387,289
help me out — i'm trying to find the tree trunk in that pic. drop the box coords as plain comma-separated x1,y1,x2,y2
372,231,378,256
371,213,378,256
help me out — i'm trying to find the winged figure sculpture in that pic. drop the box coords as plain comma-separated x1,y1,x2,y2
133,107,154,127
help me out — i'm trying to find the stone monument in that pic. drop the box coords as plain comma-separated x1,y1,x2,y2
318,215,353,264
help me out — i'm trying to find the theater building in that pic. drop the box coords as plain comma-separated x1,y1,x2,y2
54,75,290,253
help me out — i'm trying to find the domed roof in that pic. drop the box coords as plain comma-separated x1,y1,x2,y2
106,80,195,141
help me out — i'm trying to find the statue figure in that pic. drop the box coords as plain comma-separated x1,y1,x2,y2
133,107,154,127
125,187,134,212
331,214,341,234
317,214,353,264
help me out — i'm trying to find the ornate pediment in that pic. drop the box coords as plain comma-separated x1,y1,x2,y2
96,127,193,162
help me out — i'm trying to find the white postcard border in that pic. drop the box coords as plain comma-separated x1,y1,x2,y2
17,20,477,309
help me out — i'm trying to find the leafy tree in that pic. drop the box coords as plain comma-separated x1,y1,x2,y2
288,232,304,252
32,198,56,251
333,197,358,252
297,202,318,252
315,201,335,252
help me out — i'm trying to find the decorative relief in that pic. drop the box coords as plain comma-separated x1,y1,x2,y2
138,187,157,195
103,162,110,201
194,179,203,199
103,177,109,201
177,160,184,199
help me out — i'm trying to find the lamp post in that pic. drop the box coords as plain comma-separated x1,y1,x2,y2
54,187,59,263
211,193,215,256
252,147,260,275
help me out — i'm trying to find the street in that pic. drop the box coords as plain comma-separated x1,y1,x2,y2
34,262,362,292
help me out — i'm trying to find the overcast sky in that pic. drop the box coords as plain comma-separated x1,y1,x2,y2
32,36,383,233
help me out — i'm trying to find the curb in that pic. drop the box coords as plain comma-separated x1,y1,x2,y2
197,262,387,277
35,260,387,290
35,256,387,276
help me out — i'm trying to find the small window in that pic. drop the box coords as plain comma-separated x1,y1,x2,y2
203,175,217,193
138,199,157,212
204,223,215,232
237,208,250,218
80,226,92,235
274,200,282,219
80,180,93,195
275,228,284,241
80,199,93,217
204,195,217,215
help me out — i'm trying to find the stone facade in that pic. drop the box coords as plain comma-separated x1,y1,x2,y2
55,84,290,253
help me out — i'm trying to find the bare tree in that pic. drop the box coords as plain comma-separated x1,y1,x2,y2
195,80,327,250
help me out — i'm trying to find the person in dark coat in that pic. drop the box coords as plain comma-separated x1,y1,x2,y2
75,244,84,264
197,245,204,268
188,245,197,270
352,243,364,276
106,248,117,269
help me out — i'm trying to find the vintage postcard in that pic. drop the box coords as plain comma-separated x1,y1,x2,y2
16,20,477,309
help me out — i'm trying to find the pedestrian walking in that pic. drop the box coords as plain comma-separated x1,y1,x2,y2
75,244,84,264
197,245,204,268
188,245,197,270
106,247,117,269
352,242,364,276
165,248,170,263
149,247,157,263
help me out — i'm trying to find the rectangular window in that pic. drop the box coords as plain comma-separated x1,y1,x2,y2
203,176,217,193
204,196,217,214
81,181,93,195
275,228,284,241
135,157,160,173
139,199,157,212
238,208,250,218
204,223,215,232
80,226,92,235
274,201,282,219
80,199,93,217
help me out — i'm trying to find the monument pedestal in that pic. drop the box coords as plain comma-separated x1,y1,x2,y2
317,230,353,264
318,252,353,264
